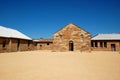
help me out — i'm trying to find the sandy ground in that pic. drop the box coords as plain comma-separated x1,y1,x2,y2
0,50,120,80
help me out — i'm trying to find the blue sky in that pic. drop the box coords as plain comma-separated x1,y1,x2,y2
0,0,120,39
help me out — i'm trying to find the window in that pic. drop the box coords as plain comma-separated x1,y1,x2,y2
100,42,103,47
80,34,84,38
40,45,42,47
91,42,94,47
2,40,6,48
59,34,62,38
47,43,49,45
56,36,59,38
91,42,98,47
104,42,107,48
95,42,98,47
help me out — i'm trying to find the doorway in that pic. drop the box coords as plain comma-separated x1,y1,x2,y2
69,41,74,51
17,40,20,51
111,44,116,51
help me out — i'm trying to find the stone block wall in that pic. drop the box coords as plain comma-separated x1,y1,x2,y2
10,39,18,52
91,40,120,51
53,23,91,52
37,42,53,50
10,39,35,52
0,37,36,53
0,37,10,53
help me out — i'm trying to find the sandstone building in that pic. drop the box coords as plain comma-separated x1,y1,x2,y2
0,26,36,53
0,23,120,53
91,34,120,51
35,39,53,50
52,23,91,51
36,23,91,52
36,23,120,52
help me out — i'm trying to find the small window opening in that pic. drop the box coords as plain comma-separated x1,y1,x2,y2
91,42,94,47
80,34,84,38
100,42,103,47
40,45,42,47
47,43,49,45
56,36,58,37
59,34,62,38
95,42,98,47
104,42,107,48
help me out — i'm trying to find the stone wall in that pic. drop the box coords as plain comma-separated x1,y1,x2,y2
0,37,35,53
10,39,35,52
1,23,120,53
36,39,53,50
37,42,53,50
0,37,10,53
91,40,120,51
53,23,91,52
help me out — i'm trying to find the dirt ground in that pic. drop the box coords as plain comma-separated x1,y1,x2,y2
0,50,120,80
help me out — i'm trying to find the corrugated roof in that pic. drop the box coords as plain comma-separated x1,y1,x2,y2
33,39,40,42
0,26,32,40
91,34,120,40
39,39,53,43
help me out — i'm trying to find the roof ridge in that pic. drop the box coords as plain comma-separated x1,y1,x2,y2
53,23,91,35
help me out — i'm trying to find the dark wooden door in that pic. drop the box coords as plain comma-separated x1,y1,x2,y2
111,44,116,51
69,41,74,51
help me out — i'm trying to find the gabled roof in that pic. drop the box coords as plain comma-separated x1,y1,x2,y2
91,34,120,40
53,23,91,35
0,26,32,40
